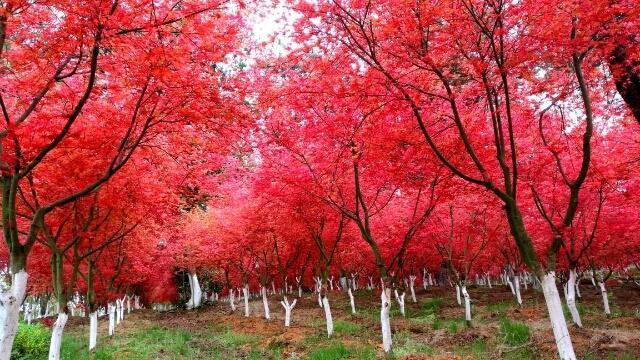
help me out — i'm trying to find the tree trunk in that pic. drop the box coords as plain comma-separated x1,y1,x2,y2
242,284,250,317
394,289,406,317
261,286,270,320
597,281,611,316
461,286,471,326
89,311,98,351
565,269,583,327
541,272,577,360
514,275,523,307
455,284,461,306
186,273,202,310
48,312,68,360
409,275,417,303
321,295,333,337
380,288,392,353
229,290,236,312
280,296,297,327
108,304,115,337
0,271,28,360
347,288,356,314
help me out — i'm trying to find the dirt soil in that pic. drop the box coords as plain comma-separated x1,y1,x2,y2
66,282,640,359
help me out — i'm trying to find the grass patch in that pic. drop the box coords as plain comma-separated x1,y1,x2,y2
499,318,530,347
308,343,350,360
421,298,443,315
333,320,360,335
211,328,257,347
392,331,434,358
486,300,512,315
431,318,464,334
454,338,487,359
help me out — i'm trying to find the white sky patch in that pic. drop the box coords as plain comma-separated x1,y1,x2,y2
245,1,301,57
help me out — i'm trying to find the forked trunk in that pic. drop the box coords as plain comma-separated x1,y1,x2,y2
280,296,297,327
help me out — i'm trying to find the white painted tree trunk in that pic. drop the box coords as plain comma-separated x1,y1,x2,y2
322,295,333,337
422,269,428,290
541,272,577,360
394,289,406,317
271,281,276,295
380,288,392,353
243,284,250,317
229,290,236,312
316,279,323,308
280,297,297,327
126,296,131,314
89,311,98,351
347,288,356,314
0,271,28,360
186,273,202,310
119,296,125,322
597,281,610,315
296,277,302,298
514,275,523,307
409,275,417,303
506,274,515,294
486,274,492,288
48,312,68,360
565,269,583,327
461,286,471,325
108,304,115,336
455,284,461,305
261,286,271,320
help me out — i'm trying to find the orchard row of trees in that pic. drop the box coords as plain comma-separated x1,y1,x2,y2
1,0,640,360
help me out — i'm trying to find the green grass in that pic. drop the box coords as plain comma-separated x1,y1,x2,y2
333,320,360,335
392,331,435,358
308,343,350,360
59,323,263,360
499,318,530,347
421,297,443,315
210,327,258,347
486,300,512,315
454,338,487,359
